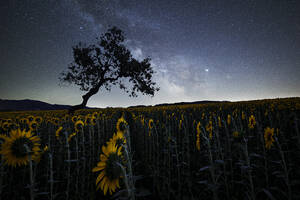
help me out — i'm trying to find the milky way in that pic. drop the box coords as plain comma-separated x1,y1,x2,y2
1,0,300,107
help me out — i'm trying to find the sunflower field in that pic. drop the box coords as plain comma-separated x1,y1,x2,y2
0,97,300,200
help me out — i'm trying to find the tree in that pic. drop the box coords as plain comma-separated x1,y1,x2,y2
59,26,159,113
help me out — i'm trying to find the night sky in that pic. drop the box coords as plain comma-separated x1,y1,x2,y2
1,0,300,107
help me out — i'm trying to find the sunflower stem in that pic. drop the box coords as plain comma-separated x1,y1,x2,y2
49,153,54,200
24,144,35,200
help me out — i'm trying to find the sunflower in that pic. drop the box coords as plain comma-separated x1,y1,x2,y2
248,115,256,129
241,112,246,120
227,114,231,125
20,118,29,124
148,119,154,136
116,117,128,133
233,131,240,138
92,142,123,195
140,116,145,126
218,116,222,128
68,132,77,142
29,121,38,131
84,115,92,126
56,126,63,140
264,127,274,150
71,116,78,123
108,131,126,150
2,122,11,132
91,117,97,126
0,129,41,167
179,119,183,130
34,116,43,124
27,115,35,123
206,120,213,139
74,120,84,132
52,118,60,126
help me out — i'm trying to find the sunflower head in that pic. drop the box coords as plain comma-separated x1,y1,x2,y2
148,119,154,130
2,122,11,132
218,116,222,127
233,131,240,138
29,121,38,131
75,120,84,132
71,116,78,123
242,112,246,120
91,117,97,126
248,115,256,129
116,117,128,132
84,116,92,126
56,126,63,139
110,131,126,149
227,114,231,125
52,118,60,126
0,129,41,167
27,115,34,122
264,127,274,150
179,119,183,130
35,116,43,124
92,142,123,195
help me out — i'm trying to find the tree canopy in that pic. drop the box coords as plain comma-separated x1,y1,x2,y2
60,26,159,112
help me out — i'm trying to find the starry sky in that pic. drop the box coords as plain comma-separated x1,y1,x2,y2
1,0,300,107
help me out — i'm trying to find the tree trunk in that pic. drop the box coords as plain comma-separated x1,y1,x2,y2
68,83,102,114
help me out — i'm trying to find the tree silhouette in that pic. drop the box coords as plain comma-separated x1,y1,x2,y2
59,26,159,113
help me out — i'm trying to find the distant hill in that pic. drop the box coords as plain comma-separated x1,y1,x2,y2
128,100,230,108
0,99,72,112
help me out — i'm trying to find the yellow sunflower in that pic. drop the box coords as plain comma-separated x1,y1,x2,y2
68,132,77,142
242,111,245,120
233,131,240,138
29,121,38,131
27,115,35,123
84,115,92,126
52,118,60,126
248,115,256,129
179,119,183,130
92,142,123,195
56,126,63,139
74,120,84,132
206,120,213,139
2,122,11,132
20,118,29,124
218,116,222,128
91,117,97,126
148,119,154,136
34,116,43,124
264,127,274,150
0,129,41,167
108,131,126,150
116,117,128,133
71,116,78,123
227,114,231,125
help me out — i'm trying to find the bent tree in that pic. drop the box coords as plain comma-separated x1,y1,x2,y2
59,26,159,112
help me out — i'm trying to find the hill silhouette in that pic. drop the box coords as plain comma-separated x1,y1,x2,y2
0,99,72,111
